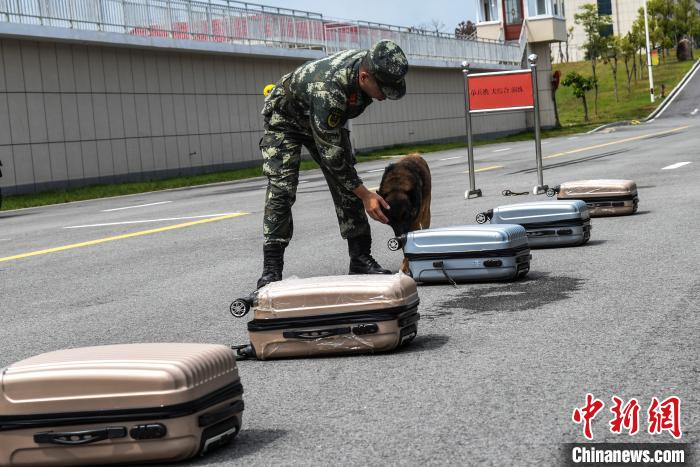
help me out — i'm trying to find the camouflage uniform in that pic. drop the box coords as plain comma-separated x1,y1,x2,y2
260,41,408,246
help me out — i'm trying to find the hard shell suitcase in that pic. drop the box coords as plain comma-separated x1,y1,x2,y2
548,179,638,216
475,200,591,248
0,343,244,466
388,225,531,284
233,274,420,360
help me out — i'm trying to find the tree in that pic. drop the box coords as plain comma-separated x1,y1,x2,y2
430,18,445,34
574,4,611,116
621,33,637,94
562,71,596,122
565,26,574,63
673,0,700,58
648,0,675,61
604,36,622,102
455,20,477,39
551,70,562,128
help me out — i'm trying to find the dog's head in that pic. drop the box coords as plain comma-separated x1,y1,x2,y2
380,191,420,237
378,163,422,237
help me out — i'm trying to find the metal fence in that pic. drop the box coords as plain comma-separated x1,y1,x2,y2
0,0,523,66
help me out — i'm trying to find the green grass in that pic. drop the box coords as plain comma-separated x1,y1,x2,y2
554,54,696,125
4,55,693,211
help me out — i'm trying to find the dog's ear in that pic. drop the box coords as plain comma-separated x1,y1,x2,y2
378,163,395,199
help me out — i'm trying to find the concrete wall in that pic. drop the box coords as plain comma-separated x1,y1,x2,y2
0,38,547,196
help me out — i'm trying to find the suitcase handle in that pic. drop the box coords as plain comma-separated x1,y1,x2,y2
432,261,457,288
282,327,351,339
34,426,127,445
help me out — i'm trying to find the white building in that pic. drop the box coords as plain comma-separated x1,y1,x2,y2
476,0,568,42
558,0,646,63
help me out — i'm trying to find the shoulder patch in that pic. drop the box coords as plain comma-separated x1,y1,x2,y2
327,108,343,128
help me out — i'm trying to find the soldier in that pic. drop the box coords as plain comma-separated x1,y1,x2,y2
256,40,409,289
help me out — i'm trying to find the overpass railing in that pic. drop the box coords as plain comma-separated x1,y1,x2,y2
0,0,523,66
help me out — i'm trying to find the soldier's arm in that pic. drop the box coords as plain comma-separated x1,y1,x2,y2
308,85,389,223
308,86,363,192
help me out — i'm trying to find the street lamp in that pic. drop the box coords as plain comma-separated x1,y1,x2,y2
643,1,655,103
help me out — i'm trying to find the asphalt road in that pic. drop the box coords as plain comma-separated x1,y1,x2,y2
1,113,698,465
655,59,700,119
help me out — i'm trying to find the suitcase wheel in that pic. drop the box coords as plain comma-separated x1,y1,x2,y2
387,237,401,251
475,212,487,224
231,344,256,360
229,299,250,318
546,186,559,197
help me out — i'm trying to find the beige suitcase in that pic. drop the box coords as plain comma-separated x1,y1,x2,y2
549,179,638,216
0,343,243,466
234,274,420,360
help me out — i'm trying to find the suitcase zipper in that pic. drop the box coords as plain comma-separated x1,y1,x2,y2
247,302,420,332
405,246,530,261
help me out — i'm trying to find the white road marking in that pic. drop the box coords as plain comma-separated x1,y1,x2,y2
101,201,171,212
661,161,692,170
366,168,386,173
567,136,579,140
439,156,462,161
691,108,698,116
492,147,512,153
64,213,244,229
0,238,11,241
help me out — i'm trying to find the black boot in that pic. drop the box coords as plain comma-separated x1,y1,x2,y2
256,243,285,289
348,235,392,275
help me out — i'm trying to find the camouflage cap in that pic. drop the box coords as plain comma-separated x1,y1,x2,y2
364,40,408,100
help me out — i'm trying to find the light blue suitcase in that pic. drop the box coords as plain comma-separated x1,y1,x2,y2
388,225,531,284
475,200,591,248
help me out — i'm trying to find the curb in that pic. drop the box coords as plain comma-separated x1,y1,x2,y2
586,121,638,134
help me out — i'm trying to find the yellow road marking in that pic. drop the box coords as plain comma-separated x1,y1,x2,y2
544,125,689,160
463,165,504,174
0,213,249,263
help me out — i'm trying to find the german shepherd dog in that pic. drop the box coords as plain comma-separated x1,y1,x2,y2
377,154,431,273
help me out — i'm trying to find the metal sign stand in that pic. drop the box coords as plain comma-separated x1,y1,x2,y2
462,62,482,199
528,54,548,195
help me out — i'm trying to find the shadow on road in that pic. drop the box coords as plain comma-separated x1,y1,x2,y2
0,212,34,219
435,272,585,315
508,149,628,175
396,334,450,354
191,429,288,465
584,239,607,246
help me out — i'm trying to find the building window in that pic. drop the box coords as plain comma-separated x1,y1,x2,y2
482,0,498,21
526,0,565,18
597,0,612,16
505,0,523,23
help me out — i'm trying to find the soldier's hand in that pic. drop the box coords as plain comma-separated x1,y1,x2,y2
354,186,390,224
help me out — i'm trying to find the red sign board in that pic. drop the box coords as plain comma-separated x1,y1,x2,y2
468,71,534,112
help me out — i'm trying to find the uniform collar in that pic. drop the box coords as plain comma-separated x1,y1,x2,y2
349,57,372,105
